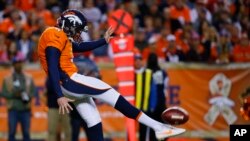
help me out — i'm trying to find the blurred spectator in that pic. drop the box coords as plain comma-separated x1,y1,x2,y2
162,7,171,30
226,23,241,46
143,15,156,40
137,0,150,17
185,31,205,62
238,14,250,38
16,30,35,62
68,0,83,10
25,10,40,33
198,19,210,37
95,0,109,14
165,34,185,63
56,0,69,12
7,20,25,40
147,2,164,33
7,41,24,64
15,0,35,12
212,0,231,14
142,35,158,61
45,77,72,141
0,3,15,22
175,24,192,54
135,0,151,28
0,32,8,64
146,53,167,124
82,0,102,30
147,1,161,18
211,30,233,64
169,0,191,25
134,28,148,52
212,8,232,33
30,18,47,62
50,6,62,26
201,26,219,63
0,7,27,34
31,18,47,38
1,54,35,141
155,26,171,62
46,0,63,10
190,0,212,29
134,53,158,141
124,1,140,23
33,0,55,26
232,33,250,62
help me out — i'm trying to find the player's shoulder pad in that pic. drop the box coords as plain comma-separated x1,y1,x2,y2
44,27,67,38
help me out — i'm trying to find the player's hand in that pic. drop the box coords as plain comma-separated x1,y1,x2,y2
104,26,114,43
57,97,74,114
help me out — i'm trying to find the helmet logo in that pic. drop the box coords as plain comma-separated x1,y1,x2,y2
64,14,82,26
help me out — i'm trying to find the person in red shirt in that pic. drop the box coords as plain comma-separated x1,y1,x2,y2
165,34,185,63
232,33,250,62
15,0,35,12
33,0,55,26
169,0,191,25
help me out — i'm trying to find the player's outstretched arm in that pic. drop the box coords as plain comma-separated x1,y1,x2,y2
72,39,106,52
45,47,74,114
72,26,114,52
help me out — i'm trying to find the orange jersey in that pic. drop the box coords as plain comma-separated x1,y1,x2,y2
232,45,250,62
15,0,35,12
38,27,77,77
169,6,191,23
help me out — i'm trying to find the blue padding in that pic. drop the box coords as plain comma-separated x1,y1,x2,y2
86,123,104,141
115,96,141,119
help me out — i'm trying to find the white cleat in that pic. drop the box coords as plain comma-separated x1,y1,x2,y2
155,125,186,140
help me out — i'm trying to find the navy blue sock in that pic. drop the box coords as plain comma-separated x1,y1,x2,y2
114,96,141,119
85,122,104,141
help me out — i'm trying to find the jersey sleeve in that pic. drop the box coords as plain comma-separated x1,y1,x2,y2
46,28,67,51
45,47,64,98
72,38,107,52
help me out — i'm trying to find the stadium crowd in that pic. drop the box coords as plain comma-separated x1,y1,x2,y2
0,0,249,65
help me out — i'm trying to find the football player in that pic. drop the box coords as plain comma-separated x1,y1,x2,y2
37,9,185,140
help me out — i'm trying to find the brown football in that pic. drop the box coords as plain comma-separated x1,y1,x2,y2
161,106,189,125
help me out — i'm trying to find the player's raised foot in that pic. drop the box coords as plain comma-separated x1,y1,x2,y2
155,124,186,140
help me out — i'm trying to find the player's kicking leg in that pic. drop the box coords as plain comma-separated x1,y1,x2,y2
93,88,186,140
62,73,186,140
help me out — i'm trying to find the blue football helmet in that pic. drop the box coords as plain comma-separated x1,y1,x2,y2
57,9,88,40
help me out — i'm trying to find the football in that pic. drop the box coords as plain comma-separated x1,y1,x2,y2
161,106,189,125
